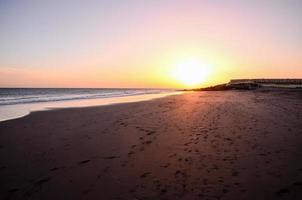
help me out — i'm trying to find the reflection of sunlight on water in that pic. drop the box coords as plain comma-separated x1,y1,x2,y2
0,92,181,122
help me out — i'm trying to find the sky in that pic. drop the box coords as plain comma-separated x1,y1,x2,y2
0,0,301,88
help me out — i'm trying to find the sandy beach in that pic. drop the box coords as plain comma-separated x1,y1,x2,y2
0,90,302,200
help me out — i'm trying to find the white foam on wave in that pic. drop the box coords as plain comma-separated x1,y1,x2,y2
0,91,180,122
0,89,172,105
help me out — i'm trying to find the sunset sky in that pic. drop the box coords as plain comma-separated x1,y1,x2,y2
0,0,301,88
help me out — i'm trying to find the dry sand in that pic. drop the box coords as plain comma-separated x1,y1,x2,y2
0,90,302,200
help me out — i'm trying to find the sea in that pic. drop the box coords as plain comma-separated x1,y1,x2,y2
0,88,177,122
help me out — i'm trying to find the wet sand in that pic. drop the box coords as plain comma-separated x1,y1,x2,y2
0,90,302,200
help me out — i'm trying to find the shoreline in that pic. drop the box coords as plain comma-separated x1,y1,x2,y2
0,91,181,123
0,90,302,199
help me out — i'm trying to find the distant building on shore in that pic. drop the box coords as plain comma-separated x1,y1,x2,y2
228,79,302,89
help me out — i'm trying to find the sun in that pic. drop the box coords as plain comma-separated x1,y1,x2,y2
171,59,212,87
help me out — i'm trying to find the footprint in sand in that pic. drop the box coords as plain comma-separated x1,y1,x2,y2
140,172,151,178
8,188,20,193
103,156,118,159
79,159,91,164
128,151,134,156
50,166,65,171
36,177,51,185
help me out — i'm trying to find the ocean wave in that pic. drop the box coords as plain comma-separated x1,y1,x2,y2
0,88,172,106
